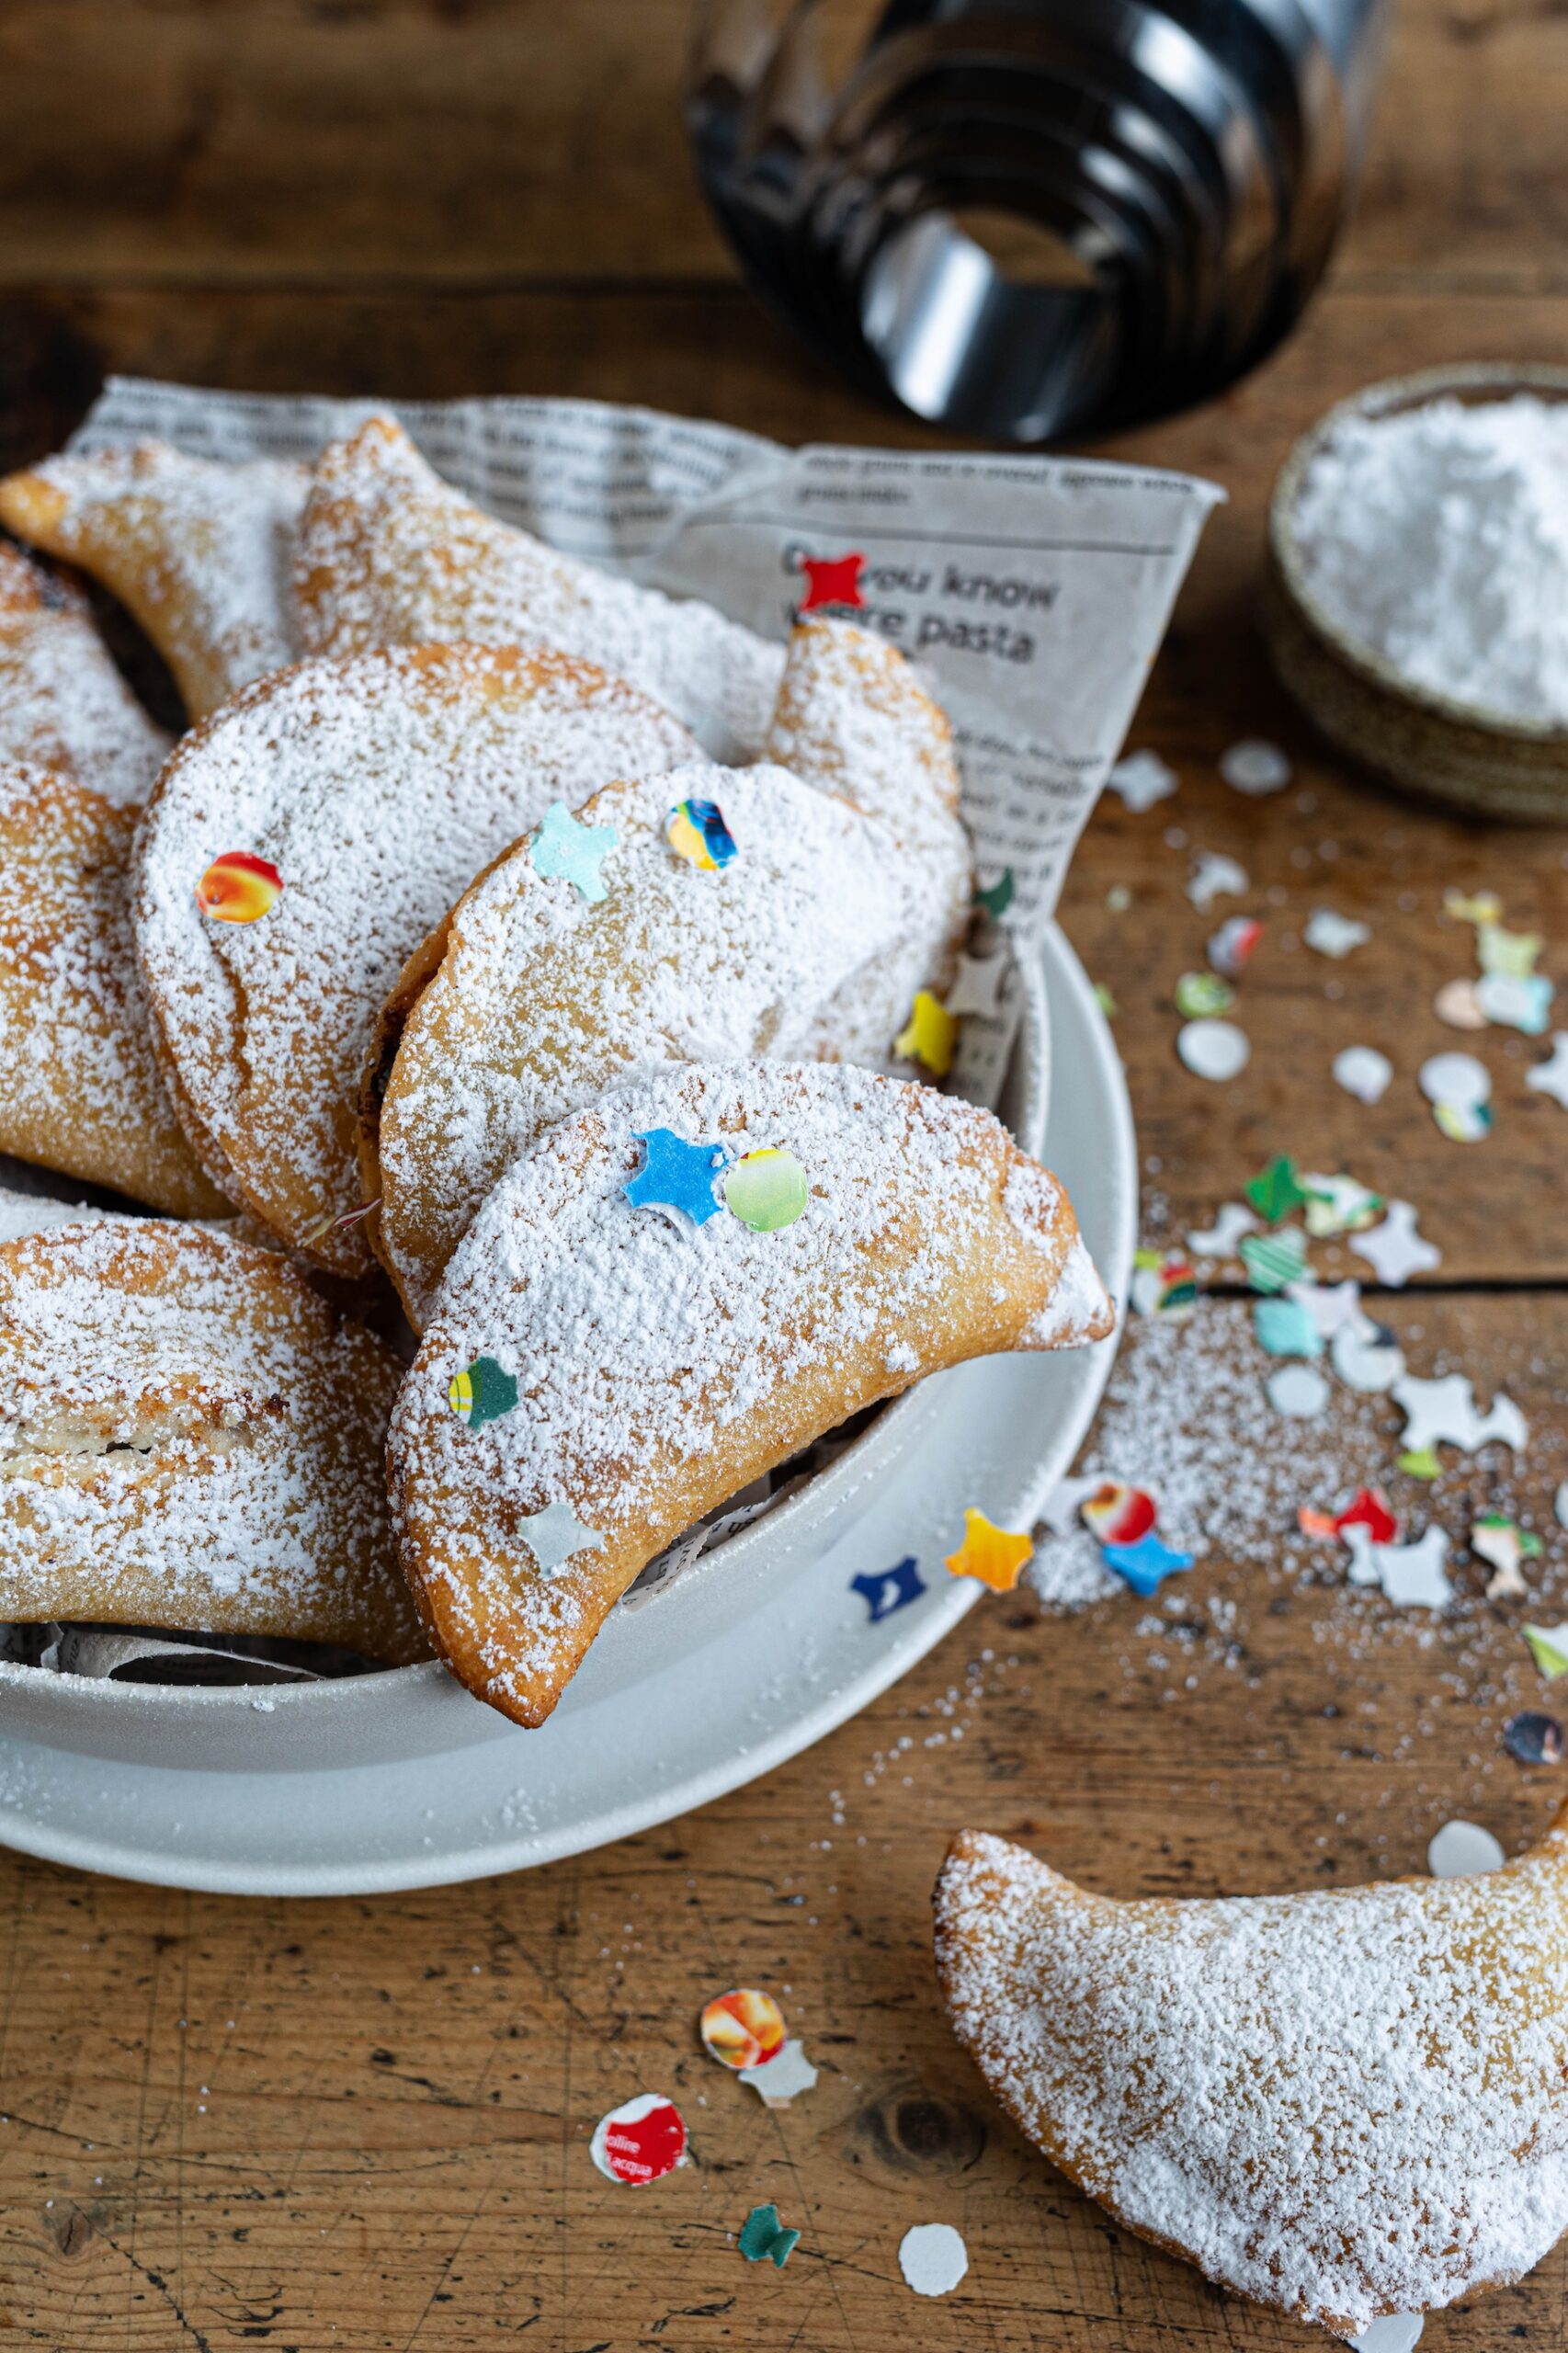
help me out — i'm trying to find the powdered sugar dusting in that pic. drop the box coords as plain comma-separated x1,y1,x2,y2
0,1219,422,1662
0,545,170,803
392,1063,1108,1718
134,645,694,1267
293,415,783,756
376,756,970,1321
937,1824,1568,2335
0,443,308,719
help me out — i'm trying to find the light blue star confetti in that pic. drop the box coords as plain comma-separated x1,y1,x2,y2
517,1501,605,1576
850,1556,926,1623
623,1128,730,1225
1102,1531,1194,1597
529,800,618,903
1253,1295,1324,1359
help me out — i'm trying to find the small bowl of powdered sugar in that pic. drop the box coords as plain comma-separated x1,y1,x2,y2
1264,361,1568,821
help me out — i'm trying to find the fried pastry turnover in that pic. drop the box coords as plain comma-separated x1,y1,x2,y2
935,1821,1568,2339
0,1219,426,1664
0,766,227,1218
293,414,784,755
0,543,170,801
389,1063,1112,1726
134,644,695,1273
0,441,308,719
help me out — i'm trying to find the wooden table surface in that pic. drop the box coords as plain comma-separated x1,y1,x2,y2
3,6,1568,2347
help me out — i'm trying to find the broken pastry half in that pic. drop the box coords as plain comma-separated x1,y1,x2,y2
935,1820,1568,2340
0,1219,426,1665
0,542,170,803
0,440,308,720
0,765,228,1218
389,1063,1112,1726
133,642,695,1275
292,413,784,756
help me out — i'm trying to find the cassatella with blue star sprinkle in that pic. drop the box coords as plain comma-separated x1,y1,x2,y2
623,1129,731,1226
529,800,618,904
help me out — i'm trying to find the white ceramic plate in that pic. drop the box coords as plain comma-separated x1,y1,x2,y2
0,923,1132,1893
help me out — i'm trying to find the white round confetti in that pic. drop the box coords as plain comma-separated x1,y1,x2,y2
1417,1051,1490,1110
1219,737,1291,795
1434,976,1486,1029
1426,1819,1505,1880
898,2223,969,2299
1332,1045,1392,1105
1177,1018,1249,1082
1352,2314,1425,2353
1267,1362,1329,1419
1331,1321,1405,1393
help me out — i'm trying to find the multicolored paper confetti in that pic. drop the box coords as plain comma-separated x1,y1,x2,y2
1349,1200,1440,1287
945,1508,1034,1592
722,1148,808,1233
1208,915,1262,979
850,1557,925,1623
701,1989,785,2072
1525,1623,1568,1679
195,849,282,923
1504,1711,1563,1766
1245,1156,1314,1222
1471,1514,1542,1600
1129,1250,1197,1319
1178,1017,1249,1081
448,1354,518,1428
589,2093,687,2186
1239,1227,1308,1294
1175,970,1233,1018
1301,1173,1384,1238
517,1501,604,1575
739,2204,801,2268
1101,1529,1194,1596
895,990,959,1077
666,796,737,870
624,1128,729,1225
1080,1483,1156,1546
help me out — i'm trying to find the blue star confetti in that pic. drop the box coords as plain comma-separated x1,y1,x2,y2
1101,1530,1194,1597
624,1128,730,1225
529,800,618,903
739,2204,800,2269
850,1555,926,1623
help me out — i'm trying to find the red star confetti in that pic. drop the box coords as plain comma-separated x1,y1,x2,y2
796,550,865,612
589,2093,687,2185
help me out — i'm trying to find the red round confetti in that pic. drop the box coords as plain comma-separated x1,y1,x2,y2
589,2093,686,2186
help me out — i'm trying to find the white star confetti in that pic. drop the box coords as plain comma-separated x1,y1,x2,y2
1187,851,1249,911
1108,749,1177,813
945,953,1007,1018
1301,1173,1383,1237
517,1501,606,1575
1349,1200,1440,1287
1219,739,1291,796
1186,1202,1257,1256
1333,1045,1392,1104
1373,1527,1453,1609
1427,1819,1504,1878
1392,1372,1527,1457
1177,1017,1249,1081
1287,1278,1364,1337
1304,908,1370,960
1038,1475,1103,1536
1527,1033,1568,1108
739,2039,817,2107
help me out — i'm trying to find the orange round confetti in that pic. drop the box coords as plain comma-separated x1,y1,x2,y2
700,1988,786,2072
196,850,283,924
